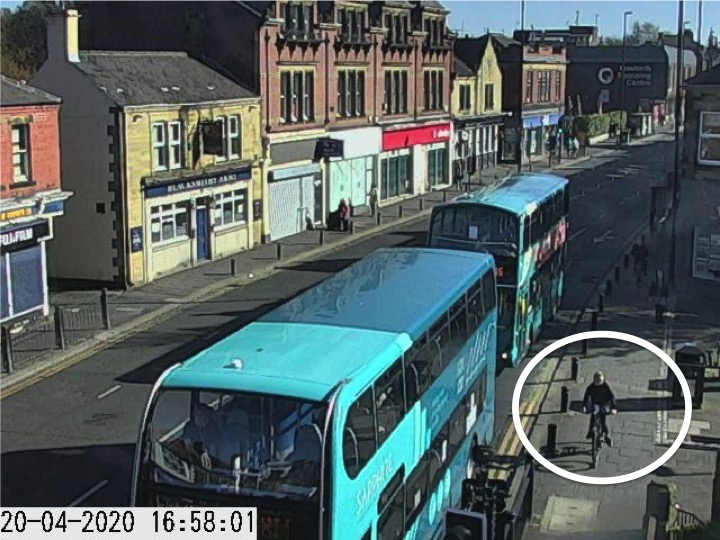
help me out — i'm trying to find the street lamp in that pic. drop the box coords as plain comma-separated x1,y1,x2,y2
620,10,633,145
517,0,526,172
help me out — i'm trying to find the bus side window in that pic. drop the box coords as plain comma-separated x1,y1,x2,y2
375,360,405,445
523,216,531,250
467,283,484,333
482,272,496,313
428,424,449,490
378,475,405,540
531,210,541,243
447,297,468,358
429,316,451,370
447,399,468,461
343,388,377,478
405,456,430,529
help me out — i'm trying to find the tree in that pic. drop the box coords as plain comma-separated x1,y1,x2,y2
1,1,61,80
627,21,660,45
599,36,624,46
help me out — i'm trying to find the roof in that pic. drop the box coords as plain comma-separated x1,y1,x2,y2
1,75,61,107
568,43,667,64
456,172,569,215
163,247,495,401
685,65,720,86
454,56,474,77
455,35,492,72
74,51,257,106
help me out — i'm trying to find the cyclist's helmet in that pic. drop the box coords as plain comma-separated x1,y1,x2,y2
593,371,605,385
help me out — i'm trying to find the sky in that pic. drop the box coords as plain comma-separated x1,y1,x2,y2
1,0,718,46
446,0,720,45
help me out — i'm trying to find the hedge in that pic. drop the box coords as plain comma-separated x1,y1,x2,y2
573,111,627,139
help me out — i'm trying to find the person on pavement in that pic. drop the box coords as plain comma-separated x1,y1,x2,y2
583,371,617,447
338,199,350,232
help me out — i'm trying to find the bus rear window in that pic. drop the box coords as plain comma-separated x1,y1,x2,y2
430,206,519,251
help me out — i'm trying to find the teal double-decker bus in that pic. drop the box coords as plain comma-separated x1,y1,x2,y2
428,172,569,367
131,247,498,540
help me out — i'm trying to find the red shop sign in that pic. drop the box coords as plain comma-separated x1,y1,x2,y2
382,123,452,151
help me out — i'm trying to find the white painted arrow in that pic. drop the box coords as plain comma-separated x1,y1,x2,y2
593,230,614,244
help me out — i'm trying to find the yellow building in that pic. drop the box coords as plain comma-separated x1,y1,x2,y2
452,34,507,184
31,11,264,286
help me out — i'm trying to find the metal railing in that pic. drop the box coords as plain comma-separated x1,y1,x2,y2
669,504,707,540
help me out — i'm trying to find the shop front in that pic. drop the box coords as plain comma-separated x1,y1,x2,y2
141,166,253,281
522,112,562,161
327,127,381,216
1,220,51,323
380,122,452,202
268,138,324,242
453,116,505,184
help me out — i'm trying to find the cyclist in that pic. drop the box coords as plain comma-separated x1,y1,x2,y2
583,371,617,446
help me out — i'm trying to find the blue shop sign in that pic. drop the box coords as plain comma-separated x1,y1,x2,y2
145,167,252,198
523,114,562,129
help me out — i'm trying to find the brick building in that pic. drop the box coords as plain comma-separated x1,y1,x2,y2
74,0,454,240
492,34,567,164
30,11,262,287
0,76,72,324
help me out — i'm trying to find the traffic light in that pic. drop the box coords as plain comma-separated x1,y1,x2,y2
558,126,565,135
444,509,488,540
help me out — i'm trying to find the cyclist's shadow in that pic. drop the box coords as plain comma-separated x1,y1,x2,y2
533,400,598,473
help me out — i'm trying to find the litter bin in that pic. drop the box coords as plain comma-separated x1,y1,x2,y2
669,343,707,408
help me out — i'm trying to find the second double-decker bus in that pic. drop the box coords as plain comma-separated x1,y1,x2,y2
131,246,498,540
427,172,569,367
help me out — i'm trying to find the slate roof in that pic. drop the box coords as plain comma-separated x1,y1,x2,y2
73,51,257,106
685,64,720,86
454,56,474,77
1,75,61,107
455,35,492,72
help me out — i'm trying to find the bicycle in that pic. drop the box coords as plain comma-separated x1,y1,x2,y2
585,404,616,468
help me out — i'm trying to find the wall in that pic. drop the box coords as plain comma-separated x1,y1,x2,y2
30,56,119,284
0,104,61,196
479,40,503,114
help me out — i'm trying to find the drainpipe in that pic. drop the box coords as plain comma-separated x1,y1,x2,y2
116,108,133,289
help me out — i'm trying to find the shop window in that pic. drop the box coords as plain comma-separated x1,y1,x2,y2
381,154,410,200
214,189,247,227
152,121,183,172
150,203,189,244
215,116,241,162
11,124,31,183
428,148,448,187
698,112,720,166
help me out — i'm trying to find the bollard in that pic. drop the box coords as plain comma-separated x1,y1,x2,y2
101,288,111,330
350,221,356,235
230,258,237,276
419,198,425,210
581,339,588,356
624,253,629,269
377,212,383,226
591,310,598,330
605,279,612,296
560,386,569,413
615,266,620,283
598,293,604,313
54,305,66,350
276,243,283,260
398,205,404,218
319,230,325,245
1,326,14,374
443,191,448,202
546,424,558,456
571,356,579,381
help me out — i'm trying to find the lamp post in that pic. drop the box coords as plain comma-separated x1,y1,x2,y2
517,0,526,172
619,10,633,145
669,0,684,286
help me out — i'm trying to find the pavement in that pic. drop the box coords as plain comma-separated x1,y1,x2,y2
0,132,677,509
523,207,720,538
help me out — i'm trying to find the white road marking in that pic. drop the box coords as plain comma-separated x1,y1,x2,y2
569,227,587,241
68,480,109,507
96,385,121,400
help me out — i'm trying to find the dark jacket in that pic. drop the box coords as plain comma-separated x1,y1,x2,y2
583,382,616,407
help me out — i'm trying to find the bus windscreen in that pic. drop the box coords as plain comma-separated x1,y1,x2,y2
430,206,519,255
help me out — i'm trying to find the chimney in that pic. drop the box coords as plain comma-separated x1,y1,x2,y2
47,9,81,63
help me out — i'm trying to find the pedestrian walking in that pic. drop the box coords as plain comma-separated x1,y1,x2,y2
639,240,649,277
338,199,350,232
631,243,641,277
368,184,378,217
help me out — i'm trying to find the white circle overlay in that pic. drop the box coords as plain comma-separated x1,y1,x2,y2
511,330,692,485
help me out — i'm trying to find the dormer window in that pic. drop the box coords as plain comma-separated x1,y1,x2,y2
284,2,313,38
424,17,444,47
339,7,364,43
385,12,409,45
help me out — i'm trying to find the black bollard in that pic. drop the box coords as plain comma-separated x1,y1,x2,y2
350,221,356,235
377,212,383,226
419,198,425,210
1,326,14,374
443,191,448,202
571,356,579,381
591,310,598,330
560,386,569,413
624,254,629,268
398,205,403,218
581,339,588,356
54,306,66,350
546,424,558,456
276,243,283,260
101,288,111,330
615,266,620,283
230,258,237,276
598,293,604,313
605,279,612,296
318,230,325,245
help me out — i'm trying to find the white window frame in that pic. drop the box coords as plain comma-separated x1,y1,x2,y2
698,112,720,167
215,115,242,162
214,188,248,229
169,121,183,169
152,122,168,172
11,124,31,183
150,203,189,245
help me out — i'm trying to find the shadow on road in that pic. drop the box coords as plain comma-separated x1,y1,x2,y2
1,443,134,506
